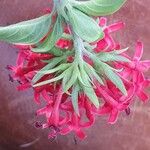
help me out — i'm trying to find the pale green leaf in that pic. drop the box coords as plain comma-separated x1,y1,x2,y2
31,15,63,53
83,84,100,108
110,47,129,54
62,66,73,91
71,84,80,115
63,65,78,92
71,0,127,16
38,63,70,75
67,6,104,43
97,52,130,62
100,62,127,95
79,64,100,107
0,14,52,44
33,72,65,87
32,57,63,83
84,62,104,85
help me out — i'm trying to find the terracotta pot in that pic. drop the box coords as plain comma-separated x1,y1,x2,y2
0,0,150,150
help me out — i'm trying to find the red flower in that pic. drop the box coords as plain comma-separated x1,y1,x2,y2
7,18,150,140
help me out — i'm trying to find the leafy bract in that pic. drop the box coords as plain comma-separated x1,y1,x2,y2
63,64,79,92
97,52,130,62
71,84,80,115
84,62,104,85
79,64,100,108
98,62,127,95
32,57,63,84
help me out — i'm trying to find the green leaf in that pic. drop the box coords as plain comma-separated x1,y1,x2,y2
31,15,63,53
97,52,130,62
32,57,63,83
67,6,104,43
79,64,100,108
63,64,79,92
83,84,100,108
84,62,104,85
84,42,96,52
71,0,126,16
100,62,127,95
33,71,65,87
78,63,92,86
0,14,52,44
110,47,129,54
62,66,73,91
45,46,64,56
71,84,80,115
38,63,70,75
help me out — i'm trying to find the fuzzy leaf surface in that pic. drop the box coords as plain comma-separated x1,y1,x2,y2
0,14,52,44
31,15,63,53
67,6,104,43
71,0,126,16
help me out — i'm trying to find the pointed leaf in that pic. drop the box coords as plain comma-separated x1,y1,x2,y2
38,63,70,75
97,52,130,62
67,7,104,43
32,57,63,83
79,64,100,107
62,66,73,91
33,72,65,87
31,15,63,53
71,84,80,115
110,47,129,54
0,14,52,44
83,84,100,108
84,62,104,85
100,62,127,95
71,0,126,16
64,65,78,92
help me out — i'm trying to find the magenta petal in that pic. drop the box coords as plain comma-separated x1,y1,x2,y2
106,22,125,33
37,107,47,115
59,112,70,125
60,126,72,135
133,41,143,61
75,130,87,140
137,91,149,102
96,86,119,106
17,83,31,91
132,71,139,82
93,103,112,115
140,60,150,71
34,92,41,104
49,87,63,126
108,109,119,124
104,33,116,49
16,51,26,66
48,130,57,139
41,90,52,102
99,17,107,26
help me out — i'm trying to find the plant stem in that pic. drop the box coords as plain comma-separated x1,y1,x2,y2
73,34,83,62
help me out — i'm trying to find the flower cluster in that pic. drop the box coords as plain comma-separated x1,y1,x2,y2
7,17,150,140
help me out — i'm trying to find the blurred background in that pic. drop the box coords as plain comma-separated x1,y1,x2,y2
0,0,150,150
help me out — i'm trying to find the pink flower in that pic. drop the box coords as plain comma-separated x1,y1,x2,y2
95,17,124,52
7,17,150,140
116,42,150,102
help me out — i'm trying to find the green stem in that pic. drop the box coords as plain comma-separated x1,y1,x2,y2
73,34,84,63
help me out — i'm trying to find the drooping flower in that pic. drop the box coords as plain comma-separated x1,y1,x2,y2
5,12,150,140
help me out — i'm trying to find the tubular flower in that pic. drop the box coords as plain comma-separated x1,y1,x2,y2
6,17,150,139
1,0,149,140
